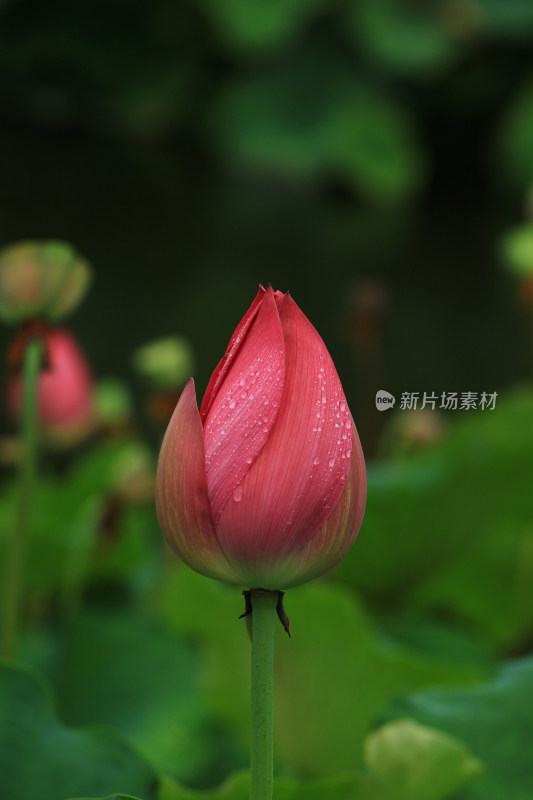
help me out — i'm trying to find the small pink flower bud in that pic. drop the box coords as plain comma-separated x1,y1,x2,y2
156,287,366,589
6,327,94,439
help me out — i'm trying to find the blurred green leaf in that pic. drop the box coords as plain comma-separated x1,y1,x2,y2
345,0,457,76
0,440,153,596
337,387,533,648
211,50,425,202
161,771,360,800
0,663,157,800
359,719,483,800
390,657,533,799
501,80,533,187
95,379,134,427
158,570,482,779
69,796,143,800
132,336,194,389
474,0,533,35
500,222,533,275
198,0,326,54
274,582,481,777
54,610,218,783
375,611,496,673
91,720,482,800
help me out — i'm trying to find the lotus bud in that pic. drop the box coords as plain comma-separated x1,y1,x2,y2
0,240,91,323
156,286,366,590
6,327,94,441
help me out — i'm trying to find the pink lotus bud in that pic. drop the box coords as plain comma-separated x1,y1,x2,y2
6,327,94,438
156,287,366,589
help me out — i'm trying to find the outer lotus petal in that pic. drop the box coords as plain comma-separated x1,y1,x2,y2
155,379,241,584
216,293,353,578
203,287,285,524
200,287,265,422
264,419,366,589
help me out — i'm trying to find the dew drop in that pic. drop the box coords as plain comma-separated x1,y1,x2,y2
313,456,320,466
229,400,236,410
322,395,327,403
233,485,243,503
340,402,346,412
239,378,245,387
246,456,253,465
241,391,247,399
329,458,335,467
263,426,269,433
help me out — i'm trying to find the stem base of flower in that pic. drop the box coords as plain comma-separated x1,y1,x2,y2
240,589,291,637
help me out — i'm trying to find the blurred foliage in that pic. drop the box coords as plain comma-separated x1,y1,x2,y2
500,221,533,276
1,382,531,796
337,387,533,649
210,49,425,203
0,0,532,204
391,658,533,799
0,663,157,800
132,337,194,390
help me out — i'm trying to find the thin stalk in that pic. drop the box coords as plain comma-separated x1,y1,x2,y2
250,590,277,800
1,338,41,659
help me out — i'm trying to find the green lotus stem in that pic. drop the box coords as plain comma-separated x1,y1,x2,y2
250,590,277,800
1,338,41,659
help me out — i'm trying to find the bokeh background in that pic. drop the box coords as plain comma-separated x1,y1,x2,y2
1,1,533,799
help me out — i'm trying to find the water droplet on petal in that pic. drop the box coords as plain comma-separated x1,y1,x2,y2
340,402,346,412
229,400,236,410
313,456,320,465
233,485,243,503
329,458,335,467
246,456,253,464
